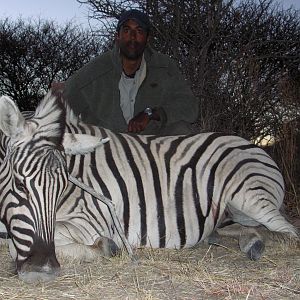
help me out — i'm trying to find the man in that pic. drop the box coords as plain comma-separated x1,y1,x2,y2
62,9,199,135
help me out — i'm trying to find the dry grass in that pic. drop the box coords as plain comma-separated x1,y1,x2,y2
0,236,300,300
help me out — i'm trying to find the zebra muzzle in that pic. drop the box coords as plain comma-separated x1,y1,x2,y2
18,260,61,283
16,240,61,283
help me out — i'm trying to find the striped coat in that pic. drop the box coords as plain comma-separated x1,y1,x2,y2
0,93,297,283
62,116,296,249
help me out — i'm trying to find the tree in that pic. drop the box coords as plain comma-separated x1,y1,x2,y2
77,0,299,139
78,0,300,205
0,18,102,110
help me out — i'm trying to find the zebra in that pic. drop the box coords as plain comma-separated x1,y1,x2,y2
0,93,298,283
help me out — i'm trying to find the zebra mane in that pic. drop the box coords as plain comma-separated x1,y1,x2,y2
32,92,66,145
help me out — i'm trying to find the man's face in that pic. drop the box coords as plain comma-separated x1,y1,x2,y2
117,19,148,60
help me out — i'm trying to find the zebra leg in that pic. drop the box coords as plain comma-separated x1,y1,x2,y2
228,201,299,237
223,203,298,260
225,209,266,260
206,218,236,245
238,226,265,260
204,231,221,245
54,222,119,261
8,239,17,260
0,221,7,234
216,223,265,260
91,236,119,257
55,237,119,262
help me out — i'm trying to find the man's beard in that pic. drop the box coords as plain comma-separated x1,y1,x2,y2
119,40,146,60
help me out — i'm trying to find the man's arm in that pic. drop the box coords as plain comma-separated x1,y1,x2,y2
50,82,65,98
127,49,199,134
127,107,161,133
162,59,199,125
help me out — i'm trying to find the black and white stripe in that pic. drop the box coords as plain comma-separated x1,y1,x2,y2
0,95,68,266
0,93,298,279
62,120,296,249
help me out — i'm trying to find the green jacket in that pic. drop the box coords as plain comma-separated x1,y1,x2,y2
64,45,199,134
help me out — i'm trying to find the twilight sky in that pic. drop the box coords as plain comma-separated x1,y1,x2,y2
0,0,90,27
0,0,299,28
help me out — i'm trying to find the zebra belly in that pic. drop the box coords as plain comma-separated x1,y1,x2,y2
123,179,214,249
125,212,213,249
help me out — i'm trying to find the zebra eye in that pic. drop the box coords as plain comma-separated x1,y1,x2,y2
15,178,27,194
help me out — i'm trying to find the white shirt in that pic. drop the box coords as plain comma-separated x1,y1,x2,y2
118,55,147,124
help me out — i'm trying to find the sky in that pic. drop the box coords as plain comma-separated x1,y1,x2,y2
0,0,91,28
0,0,299,28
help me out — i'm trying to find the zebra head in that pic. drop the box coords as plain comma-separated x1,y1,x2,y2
0,93,107,283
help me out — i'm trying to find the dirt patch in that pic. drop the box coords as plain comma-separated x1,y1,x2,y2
0,236,299,300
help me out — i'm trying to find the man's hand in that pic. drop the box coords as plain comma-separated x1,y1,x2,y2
127,111,150,133
51,82,65,97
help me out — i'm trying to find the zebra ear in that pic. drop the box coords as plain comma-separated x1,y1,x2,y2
63,133,110,155
0,96,25,138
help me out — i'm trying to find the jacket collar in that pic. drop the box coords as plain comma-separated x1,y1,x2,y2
111,44,167,72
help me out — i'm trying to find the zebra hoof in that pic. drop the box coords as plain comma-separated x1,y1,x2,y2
108,239,120,256
246,240,265,261
95,237,120,257
206,232,221,245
